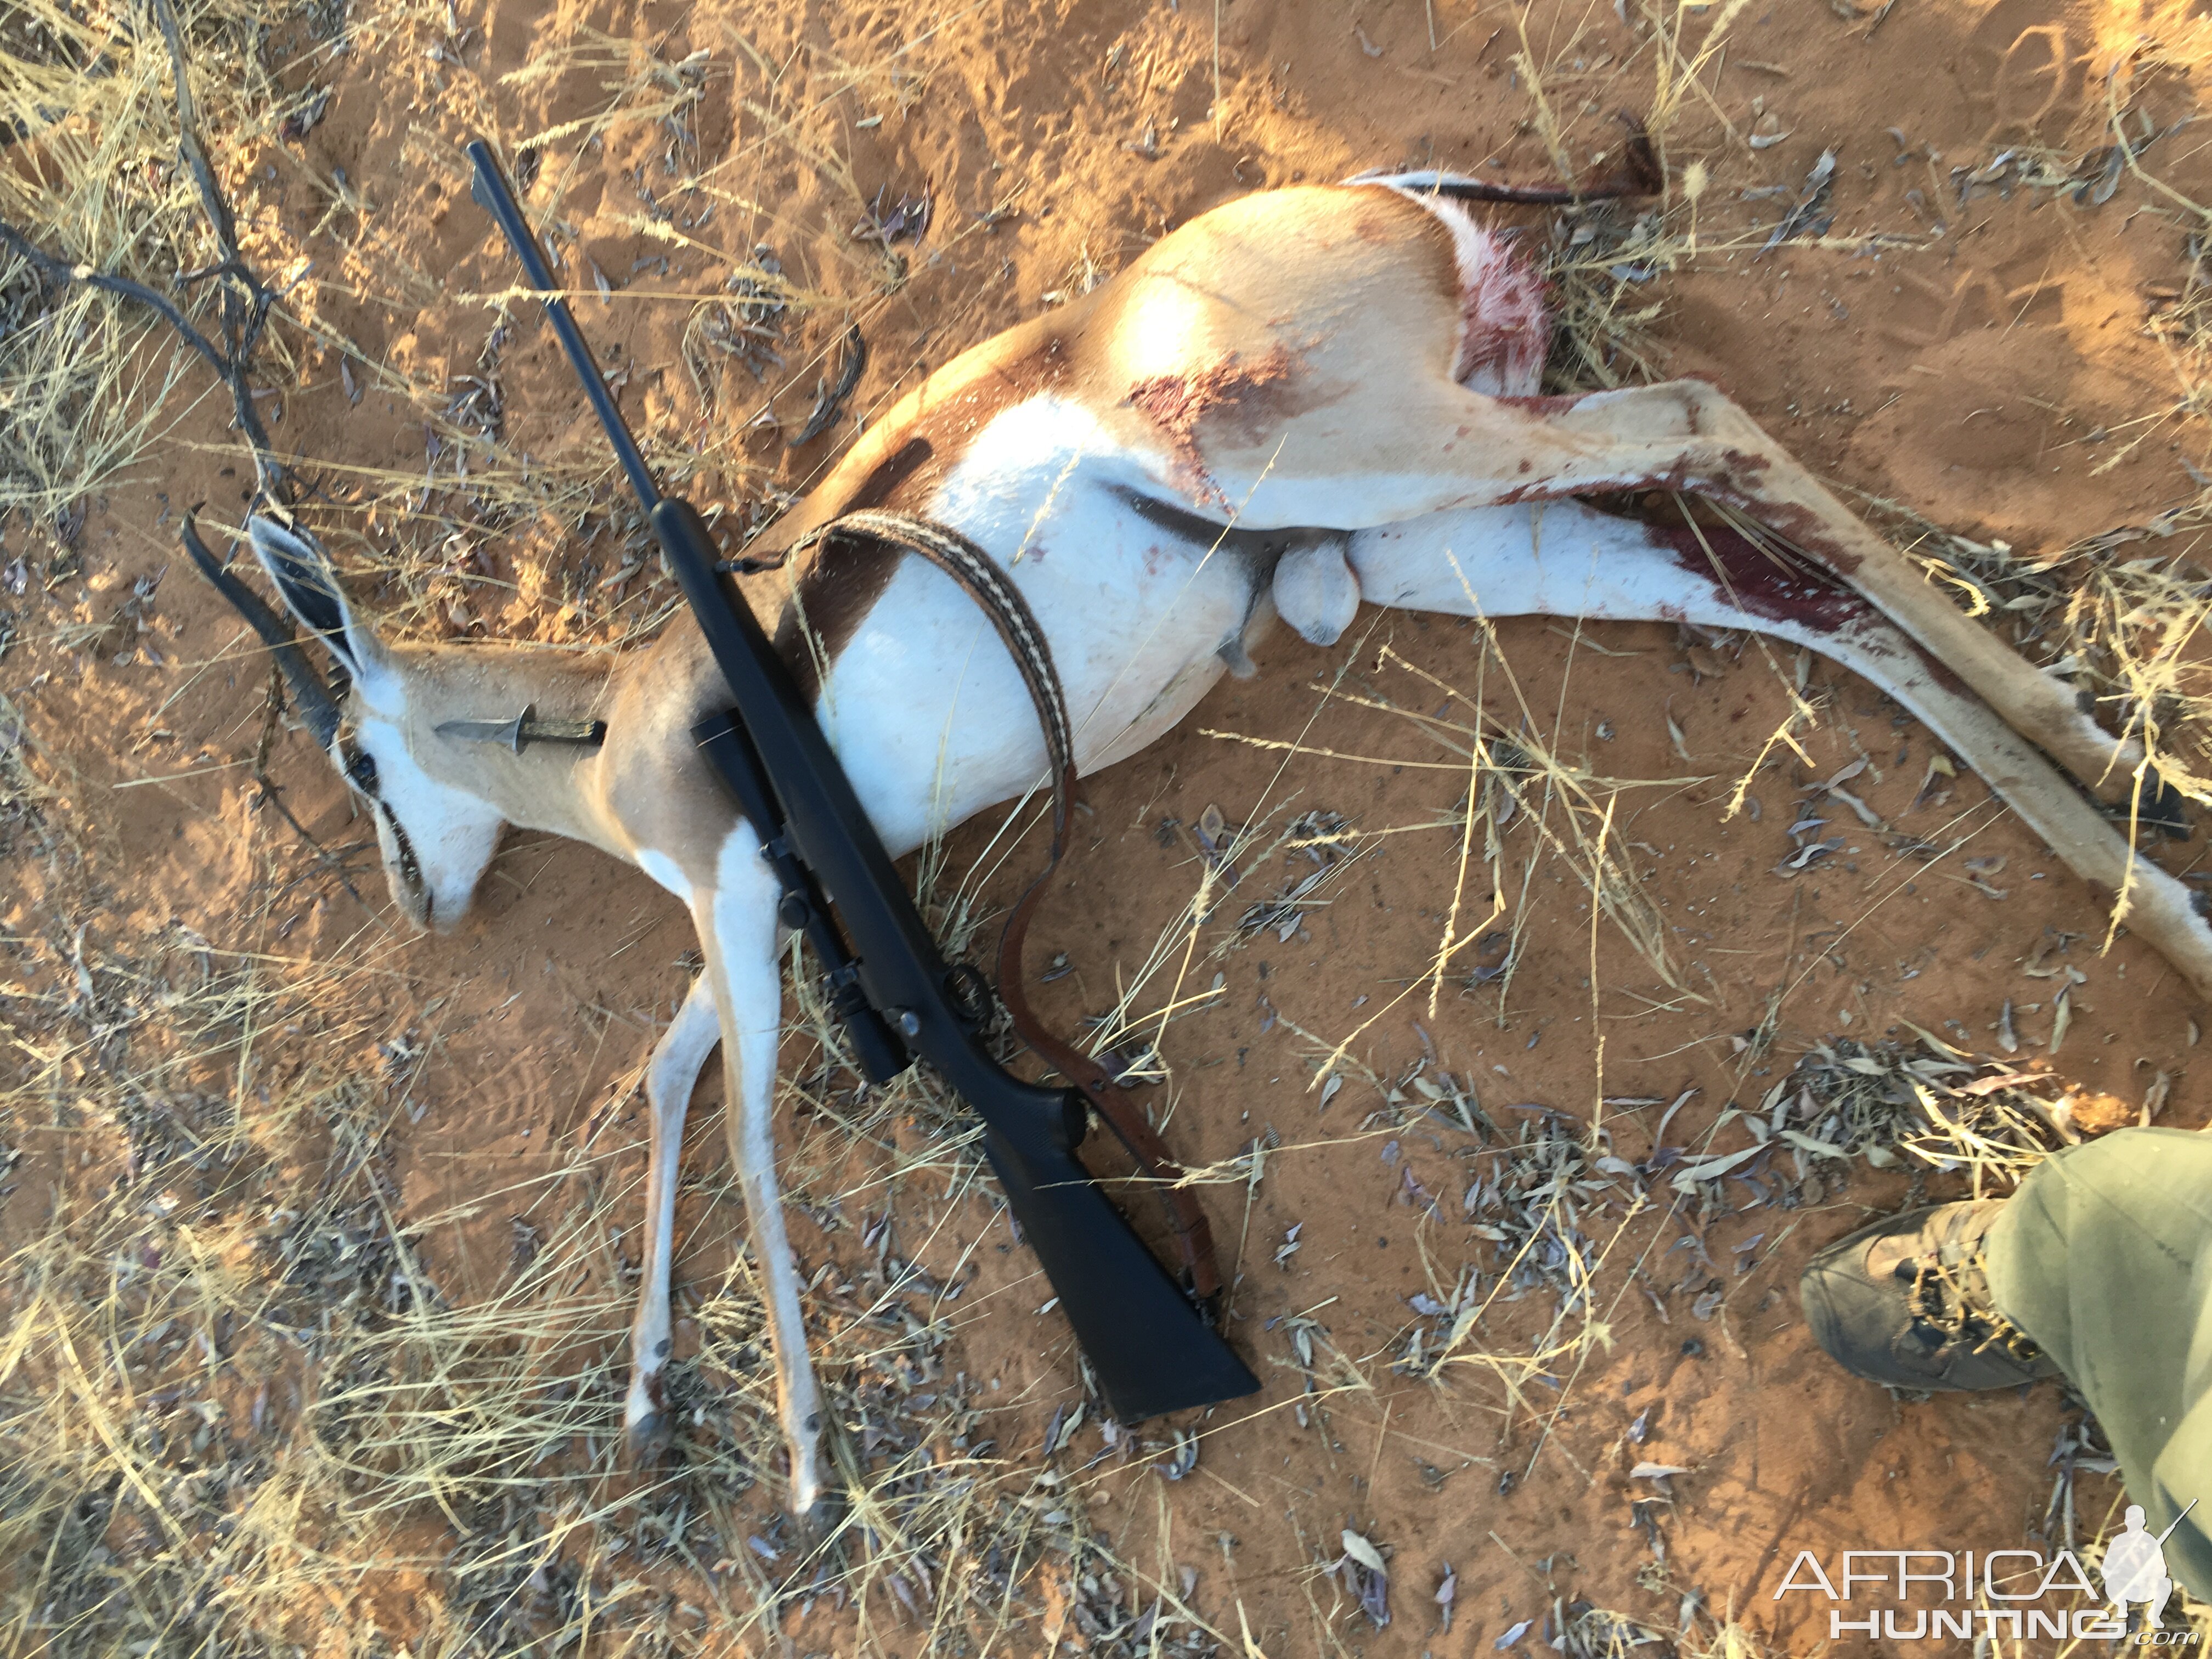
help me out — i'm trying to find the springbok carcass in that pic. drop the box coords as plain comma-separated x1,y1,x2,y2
197,168,2212,1515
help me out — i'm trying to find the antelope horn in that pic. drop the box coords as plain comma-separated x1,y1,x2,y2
181,514,343,750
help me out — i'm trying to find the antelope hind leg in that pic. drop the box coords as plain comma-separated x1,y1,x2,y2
1340,500,2212,1001
1513,382,2160,810
1111,187,2155,810
1226,374,2156,814
1527,380,2166,813
622,973,722,1465
695,828,830,1515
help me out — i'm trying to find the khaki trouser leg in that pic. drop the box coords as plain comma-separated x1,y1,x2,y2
1984,1125,2212,1600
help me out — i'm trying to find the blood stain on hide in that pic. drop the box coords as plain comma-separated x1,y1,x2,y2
1647,520,1865,635
1644,516,1965,693
1123,345,1297,506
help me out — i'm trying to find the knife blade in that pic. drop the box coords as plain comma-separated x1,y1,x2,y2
434,703,606,753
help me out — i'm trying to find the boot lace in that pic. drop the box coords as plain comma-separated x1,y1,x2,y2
1906,1249,2044,1364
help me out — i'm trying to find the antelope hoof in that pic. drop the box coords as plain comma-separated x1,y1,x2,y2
623,1370,674,1470
790,1469,826,1521
2142,774,2194,842
623,1410,673,1471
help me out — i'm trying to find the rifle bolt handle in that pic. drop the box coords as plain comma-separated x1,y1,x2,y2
894,1009,922,1038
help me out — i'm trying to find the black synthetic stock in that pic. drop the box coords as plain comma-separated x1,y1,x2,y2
466,138,1260,1423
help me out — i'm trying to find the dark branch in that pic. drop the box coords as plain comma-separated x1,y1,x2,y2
0,218,232,376
0,0,335,744
148,0,283,499
0,0,373,909
0,0,291,512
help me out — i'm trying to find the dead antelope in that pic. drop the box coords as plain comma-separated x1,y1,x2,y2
197,165,2212,1516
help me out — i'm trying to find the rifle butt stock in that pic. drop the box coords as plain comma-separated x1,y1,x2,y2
659,500,1259,1421
979,1119,1261,1422
651,501,1261,1424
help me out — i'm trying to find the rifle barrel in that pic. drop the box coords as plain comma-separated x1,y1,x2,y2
2156,1498,2199,1547
465,140,660,511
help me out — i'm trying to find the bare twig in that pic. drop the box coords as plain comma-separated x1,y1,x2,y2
0,220,233,378
0,0,287,505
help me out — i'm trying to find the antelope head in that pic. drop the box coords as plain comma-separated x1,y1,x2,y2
189,515,505,932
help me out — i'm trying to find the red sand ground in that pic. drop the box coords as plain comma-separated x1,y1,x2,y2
9,0,2212,1651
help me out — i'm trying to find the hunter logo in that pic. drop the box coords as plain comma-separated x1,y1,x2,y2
1772,1545,2198,1644
2103,1503,2201,1632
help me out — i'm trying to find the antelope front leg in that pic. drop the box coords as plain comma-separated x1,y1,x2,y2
623,973,722,1463
695,832,828,1515
1468,380,2153,810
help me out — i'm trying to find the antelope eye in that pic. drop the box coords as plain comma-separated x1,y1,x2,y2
347,750,380,791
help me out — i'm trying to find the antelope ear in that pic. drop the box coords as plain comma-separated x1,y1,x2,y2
1272,536,1361,647
246,516,400,710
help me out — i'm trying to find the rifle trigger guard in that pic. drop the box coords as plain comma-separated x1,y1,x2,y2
1188,1280,1226,1327
944,961,994,1030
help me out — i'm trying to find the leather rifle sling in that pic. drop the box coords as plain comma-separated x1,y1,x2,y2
781,509,1225,1308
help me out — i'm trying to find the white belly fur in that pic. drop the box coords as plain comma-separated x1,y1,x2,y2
814,397,1266,856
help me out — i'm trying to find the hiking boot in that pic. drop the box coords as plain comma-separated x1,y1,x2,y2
1799,1200,2063,1391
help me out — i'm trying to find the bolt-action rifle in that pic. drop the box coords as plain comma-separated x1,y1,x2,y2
466,140,1259,1423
